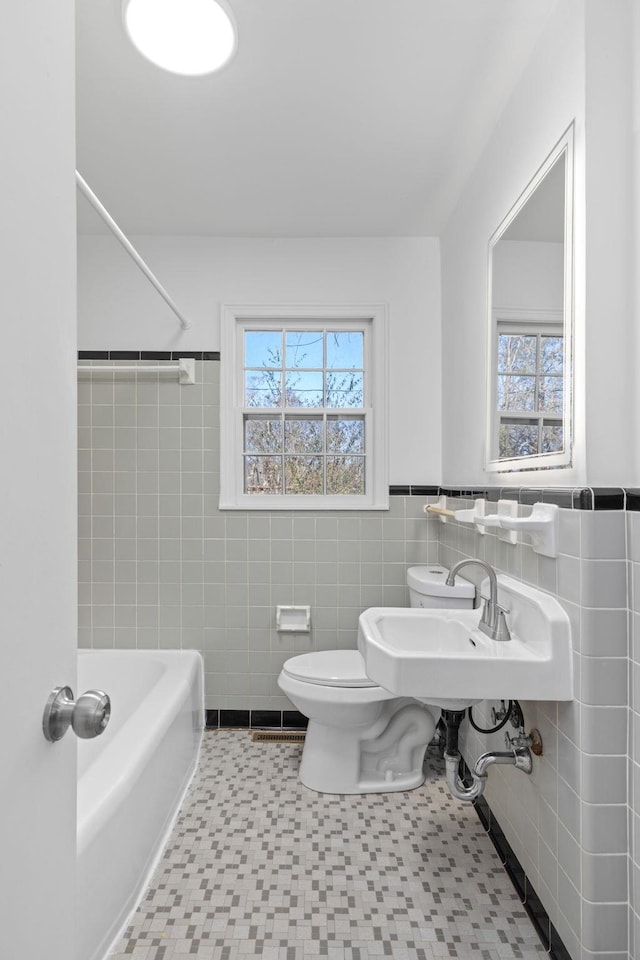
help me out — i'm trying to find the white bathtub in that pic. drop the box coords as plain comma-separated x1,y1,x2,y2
76,649,204,960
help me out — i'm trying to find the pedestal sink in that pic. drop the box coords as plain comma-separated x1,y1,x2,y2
357,574,573,708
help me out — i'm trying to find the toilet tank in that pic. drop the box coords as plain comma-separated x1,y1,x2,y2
407,565,475,609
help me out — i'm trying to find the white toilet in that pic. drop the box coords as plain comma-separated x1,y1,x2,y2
277,565,475,794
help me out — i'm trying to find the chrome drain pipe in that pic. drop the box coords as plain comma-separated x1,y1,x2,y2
445,738,533,802
441,709,536,803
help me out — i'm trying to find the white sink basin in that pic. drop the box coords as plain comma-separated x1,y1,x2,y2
357,574,573,709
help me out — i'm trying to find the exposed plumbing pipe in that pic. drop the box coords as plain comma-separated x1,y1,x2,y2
75,171,192,331
441,708,534,803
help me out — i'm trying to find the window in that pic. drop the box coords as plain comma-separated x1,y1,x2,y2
494,318,563,460
220,305,388,509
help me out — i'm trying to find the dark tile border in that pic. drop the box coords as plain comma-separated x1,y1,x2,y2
206,709,307,730
218,709,250,728
78,350,220,361
388,485,440,497
627,489,640,511
439,485,627,511
473,795,571,960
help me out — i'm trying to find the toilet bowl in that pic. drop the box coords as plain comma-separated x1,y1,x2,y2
277,564,475,795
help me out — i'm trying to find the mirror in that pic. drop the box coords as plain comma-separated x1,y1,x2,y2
486,125,574,473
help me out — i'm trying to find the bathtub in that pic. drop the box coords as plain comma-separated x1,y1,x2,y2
76,649,204,960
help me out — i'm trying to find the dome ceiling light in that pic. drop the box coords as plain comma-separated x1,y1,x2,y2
122,0,237,76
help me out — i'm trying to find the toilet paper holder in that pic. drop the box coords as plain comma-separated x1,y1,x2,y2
276,605,311,632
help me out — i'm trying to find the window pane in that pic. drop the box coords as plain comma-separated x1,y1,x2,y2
497,334,537,374
284,457,324,494
498,422,539,459
538,376,563,414
327,331,363,370
326,456,365,495
497,375,536,411
284,418,323,453
542,423,563,453
327,417,364,454
244,418,282,454
245,331,282,368
541,336,563,375
326,371,364,408
245,370,282,407
284,371,323,407
244,456,282,494
285,331,324,369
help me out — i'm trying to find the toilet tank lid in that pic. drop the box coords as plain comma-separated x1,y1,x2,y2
407,565,475,599
282,650,378,688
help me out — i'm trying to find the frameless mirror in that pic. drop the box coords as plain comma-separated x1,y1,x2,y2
486,125,574,473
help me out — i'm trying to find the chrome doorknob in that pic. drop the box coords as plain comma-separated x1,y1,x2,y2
43,686,111,742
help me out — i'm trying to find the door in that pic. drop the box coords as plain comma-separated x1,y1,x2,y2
0,1,78,957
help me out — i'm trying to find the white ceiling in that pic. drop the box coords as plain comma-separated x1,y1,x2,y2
76,0,558,237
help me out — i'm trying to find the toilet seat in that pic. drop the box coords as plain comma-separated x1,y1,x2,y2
282,650,378,688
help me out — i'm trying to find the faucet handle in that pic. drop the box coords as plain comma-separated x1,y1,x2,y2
479,593,510,614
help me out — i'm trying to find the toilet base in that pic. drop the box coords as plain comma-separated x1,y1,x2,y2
298,700,437,795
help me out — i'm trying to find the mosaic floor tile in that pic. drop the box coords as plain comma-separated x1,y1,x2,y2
108,731,545,960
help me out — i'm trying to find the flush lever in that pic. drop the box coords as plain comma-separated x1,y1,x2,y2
43,686,111,742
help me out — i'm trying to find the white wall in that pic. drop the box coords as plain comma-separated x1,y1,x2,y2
441,0,639,487
440,0,586,486
582,0,635,485
1,1,78,957
78,235,440,485
492,240,564,311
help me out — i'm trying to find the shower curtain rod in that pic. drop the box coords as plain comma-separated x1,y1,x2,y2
75,171,191,331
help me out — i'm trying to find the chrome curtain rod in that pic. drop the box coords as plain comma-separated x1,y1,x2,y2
75,171,191,331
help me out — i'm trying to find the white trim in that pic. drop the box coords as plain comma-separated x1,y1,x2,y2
485,123,575,476
219,304,389,510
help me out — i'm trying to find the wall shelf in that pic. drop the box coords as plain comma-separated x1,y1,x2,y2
425,497,559,557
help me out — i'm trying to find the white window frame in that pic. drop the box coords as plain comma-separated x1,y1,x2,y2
486,307,570,472
492,313,564,460
220,304,389,510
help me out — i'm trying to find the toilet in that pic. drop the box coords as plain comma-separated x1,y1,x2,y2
277,565,475,794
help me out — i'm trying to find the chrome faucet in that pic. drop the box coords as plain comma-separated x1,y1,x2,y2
445,558,511,642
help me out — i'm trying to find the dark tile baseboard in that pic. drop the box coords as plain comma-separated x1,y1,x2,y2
202,714,568,959
474,795,572,960
206,708,308,730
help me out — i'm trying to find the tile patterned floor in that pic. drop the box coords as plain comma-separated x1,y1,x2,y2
108,730,546,960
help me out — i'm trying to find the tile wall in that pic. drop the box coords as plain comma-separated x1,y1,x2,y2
78,358,637,960
439,499,630,960
628,512,640,960
78,358,439,712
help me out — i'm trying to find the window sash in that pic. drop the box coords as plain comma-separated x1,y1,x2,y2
495,320,564,459
219,306,388,510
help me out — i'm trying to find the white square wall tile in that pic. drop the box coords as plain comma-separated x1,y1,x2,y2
581,512,626,560
580,705,628,755
581,901,628,953
580,608,628,657
628,511,640,561
581,755,627,804
581,560,628,608
559,508,581,557
581,802,627,854
580,656,627,707
581,852,628,903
